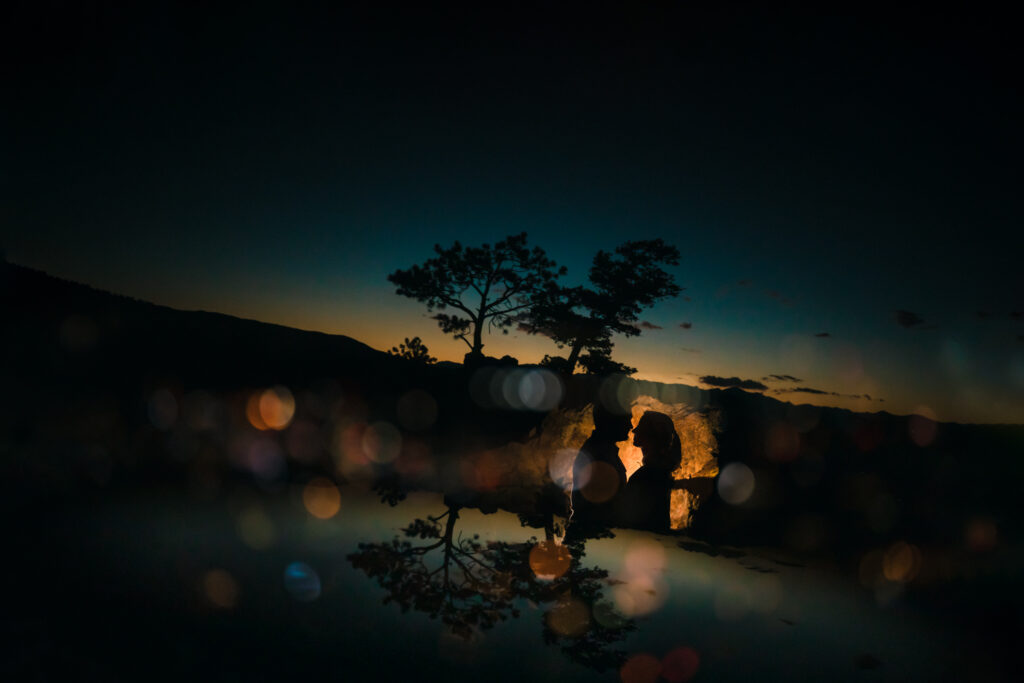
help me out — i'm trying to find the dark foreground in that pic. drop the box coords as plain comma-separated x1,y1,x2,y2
5,485,1016,682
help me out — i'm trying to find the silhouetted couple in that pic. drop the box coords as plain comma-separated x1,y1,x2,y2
571,405,681,533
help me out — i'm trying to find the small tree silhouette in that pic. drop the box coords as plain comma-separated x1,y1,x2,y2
524,239,680,374
387,233,565,359
389,336,437,364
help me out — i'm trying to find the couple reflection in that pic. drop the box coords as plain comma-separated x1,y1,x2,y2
572,406,681,533
348,501,634,672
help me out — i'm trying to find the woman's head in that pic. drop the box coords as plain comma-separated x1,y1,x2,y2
631,411,681,472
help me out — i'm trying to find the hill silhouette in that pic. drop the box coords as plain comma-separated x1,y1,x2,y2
3,260,1022,559
2,260,389,390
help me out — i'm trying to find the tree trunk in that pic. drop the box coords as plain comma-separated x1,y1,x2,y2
565,341,584,374
471,318,484,355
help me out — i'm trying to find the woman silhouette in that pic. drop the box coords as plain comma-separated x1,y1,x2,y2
617,411,681,531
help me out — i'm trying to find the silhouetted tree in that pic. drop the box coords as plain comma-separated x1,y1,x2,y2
388,336,437,364
349,506,518,639
524,239,680,374
388,233,565,359
349,503,634,670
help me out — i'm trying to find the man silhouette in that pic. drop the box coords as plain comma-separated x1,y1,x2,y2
570,403,631,527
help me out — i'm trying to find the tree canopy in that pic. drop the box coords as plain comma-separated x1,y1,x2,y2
388,233,565,358
388,336,437,364
524,239,681,374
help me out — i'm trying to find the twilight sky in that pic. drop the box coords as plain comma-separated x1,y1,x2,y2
4,3,1023,423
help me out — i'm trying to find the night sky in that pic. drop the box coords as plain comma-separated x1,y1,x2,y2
4,2,1023,423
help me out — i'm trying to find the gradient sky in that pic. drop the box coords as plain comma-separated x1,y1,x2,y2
4,3,1023,423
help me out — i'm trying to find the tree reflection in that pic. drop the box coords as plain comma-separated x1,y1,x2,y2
348,505,634,671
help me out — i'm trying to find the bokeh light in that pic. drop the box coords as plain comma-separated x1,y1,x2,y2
259,386,296,430
717,462,755,505
600,374,639,416
242,436,286,481
579,461,621,503
620,653,662,683
362,421,402,464
203,569,240,609
624,537,666,576
332,420,373,479
496,369,522,409
468,367,565,411
613,575,668,617
529,540,572,580
614,538,669,617
246,393,269,430
661,647,700,683
882,541,921,583
860,540,922,600
516,369,564,410
284,562,321,601
549,448,581,490
302,477,341,519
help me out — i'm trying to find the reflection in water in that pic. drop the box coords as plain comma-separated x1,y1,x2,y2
349,503,636,672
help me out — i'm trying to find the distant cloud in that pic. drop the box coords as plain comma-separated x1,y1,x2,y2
777,387,880,400
640,321,662,330
700,375,768,391
815,332,831,338
764,374,803,383
766,290,780,299
895,310,925,328
737,279,752,287
679,322,692,329
683,296,692,302
680,347,701,354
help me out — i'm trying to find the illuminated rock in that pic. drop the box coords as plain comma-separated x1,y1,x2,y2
470,384,719,529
